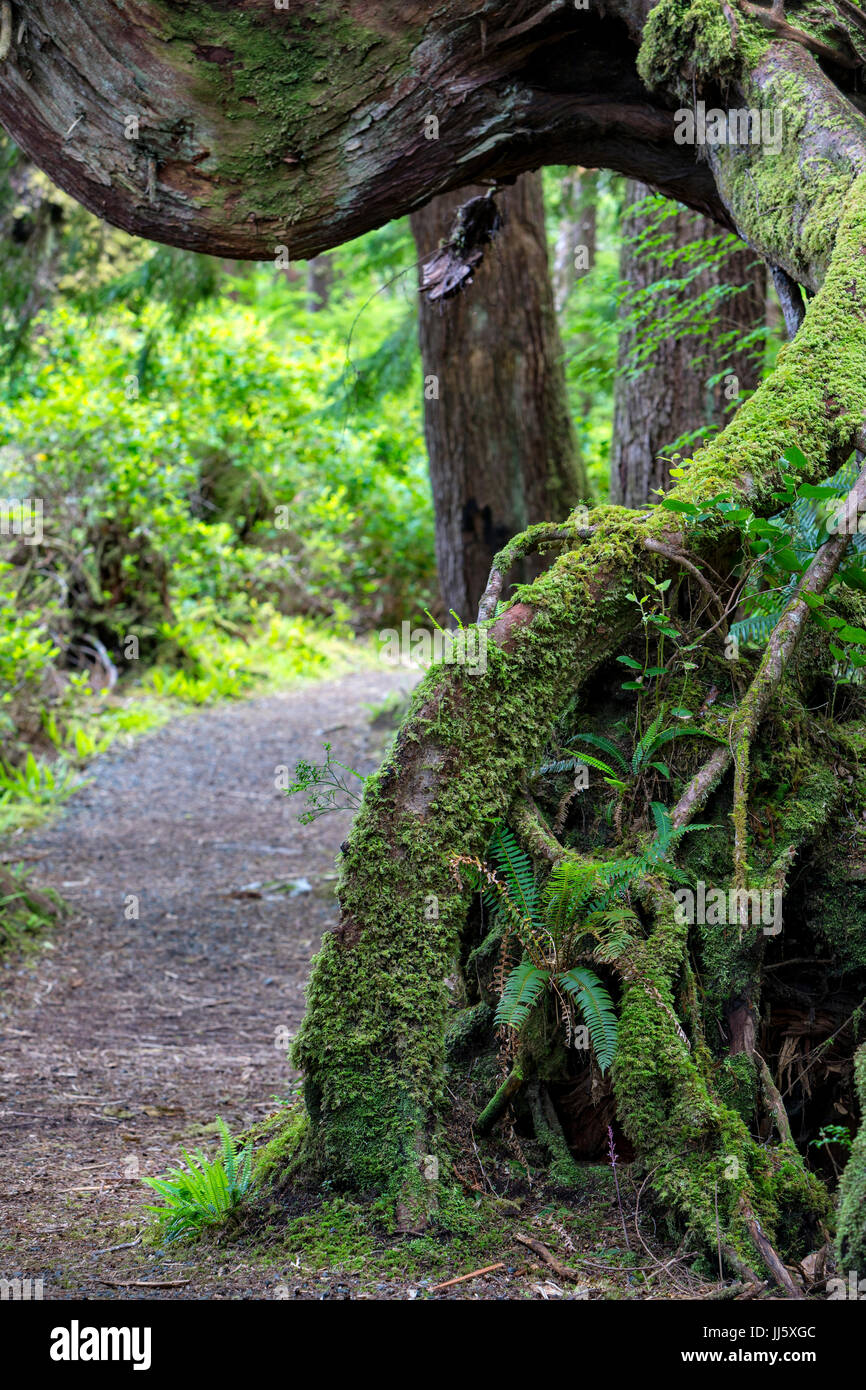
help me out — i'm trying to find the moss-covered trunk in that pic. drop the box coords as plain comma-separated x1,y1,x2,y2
286,30,866,1278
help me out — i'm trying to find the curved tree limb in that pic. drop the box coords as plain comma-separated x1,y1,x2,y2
476,522,591,623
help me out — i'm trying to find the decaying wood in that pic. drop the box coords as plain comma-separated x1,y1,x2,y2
513,1231,584,1284
0,0,741,261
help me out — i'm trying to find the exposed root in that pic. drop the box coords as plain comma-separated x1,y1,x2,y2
475,1064,524,1136
476,521,591,622
730,454,866,892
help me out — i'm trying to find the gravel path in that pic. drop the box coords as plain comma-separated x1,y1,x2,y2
0,666,414,1299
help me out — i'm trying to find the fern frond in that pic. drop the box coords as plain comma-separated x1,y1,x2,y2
488,822,539,924
495,959,550,1030
570,732,629,773
584,906,639,962
543,859,604,933
650,799,671,844
569,751,619,779
634,724,720,773
557,966,618,1073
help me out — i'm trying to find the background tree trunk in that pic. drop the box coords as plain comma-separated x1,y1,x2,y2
610,181,767,508
306,254,333,312
552,169,598,317
410,173,589,623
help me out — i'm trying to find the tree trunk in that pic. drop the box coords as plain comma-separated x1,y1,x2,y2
552,169,598,317
286,34,866,1280
306,254,333,312
611,182,767,508
410,173,588,623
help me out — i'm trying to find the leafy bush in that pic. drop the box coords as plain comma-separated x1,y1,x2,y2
0,243,434,794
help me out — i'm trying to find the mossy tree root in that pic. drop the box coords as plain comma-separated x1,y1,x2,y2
836,1044,866,1268
281,172,866,1262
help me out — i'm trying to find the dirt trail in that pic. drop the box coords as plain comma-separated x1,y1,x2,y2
0,666,413,1299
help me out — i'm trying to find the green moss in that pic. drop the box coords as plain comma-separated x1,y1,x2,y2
445,1001,494,1062
613,886,827,1271
272,1184,517,1282
252,1103,310,1188
637,0,766,96
716,1053,758,1126
836,1044,866,1267
147,3,423,229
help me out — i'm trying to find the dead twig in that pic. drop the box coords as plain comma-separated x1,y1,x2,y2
430,1263,505,1292
513,1232,583,1284
96,1277,190,1289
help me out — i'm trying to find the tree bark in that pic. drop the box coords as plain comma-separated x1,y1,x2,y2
0,2,736,262
305,255,332,312
611,181,767,508
410,173,588,623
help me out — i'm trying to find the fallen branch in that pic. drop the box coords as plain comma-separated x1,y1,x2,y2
475,1064,524,1136
513,1232,584,1283
430,1263,505,1291
96,1277,190,1289
756,1054,794,1146
738,1198,803,1300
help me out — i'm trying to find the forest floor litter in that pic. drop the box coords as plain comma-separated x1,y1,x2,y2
0,665,741,1300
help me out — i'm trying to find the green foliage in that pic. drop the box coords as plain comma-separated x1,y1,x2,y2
810,1124,853,1153
0,197,434,806
286,742,367,823
142,1118,252,1243
0,753,88,832
615,190,767,394
0,861,63,958
481,824,622,1073
557,966,619,1072
661,448,866,677
569,716,721,802
494,960,550,1031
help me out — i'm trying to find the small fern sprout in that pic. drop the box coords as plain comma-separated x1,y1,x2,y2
142,1117,252,1243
